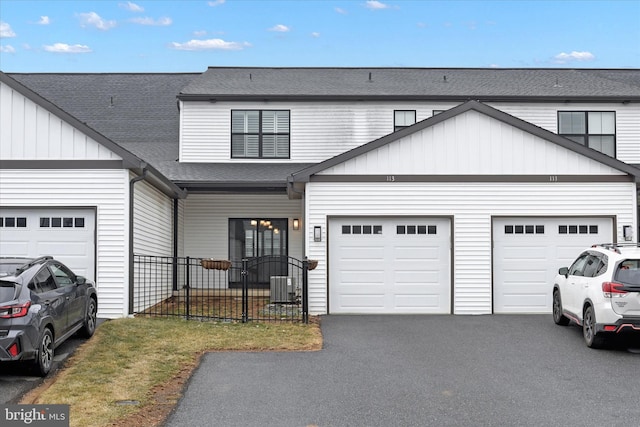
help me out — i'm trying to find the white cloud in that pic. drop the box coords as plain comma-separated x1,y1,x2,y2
553,51,595,63
44,43,92,53
77,12,117,30
208,0,225,6
169,38,250,51
365,1,389,10
335,7,348,14
130,17,172,26
120,2,143,12
268,24,290,32
0,21,16,38
193,30,207,37
37,16,50,25
311,32,320,38
1,44,16,53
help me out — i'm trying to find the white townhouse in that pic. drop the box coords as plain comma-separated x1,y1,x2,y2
1,67,639,318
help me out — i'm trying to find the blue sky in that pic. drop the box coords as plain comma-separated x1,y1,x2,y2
1,0,639,72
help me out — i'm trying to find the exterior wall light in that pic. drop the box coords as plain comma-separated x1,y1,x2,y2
314,226,322,242
293,218,300,230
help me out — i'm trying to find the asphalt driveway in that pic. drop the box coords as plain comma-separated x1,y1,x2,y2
165,315,639,427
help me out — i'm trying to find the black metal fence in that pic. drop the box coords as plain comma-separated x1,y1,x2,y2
133,255,309,323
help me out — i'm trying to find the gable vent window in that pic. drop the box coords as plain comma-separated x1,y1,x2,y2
558,111,615,157
394,110,416,132
231,110,290,159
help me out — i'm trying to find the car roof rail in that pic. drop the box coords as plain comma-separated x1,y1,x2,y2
16,255,53,274
591,243,640,254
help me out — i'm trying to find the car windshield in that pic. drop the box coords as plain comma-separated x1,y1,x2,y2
0,281,18,303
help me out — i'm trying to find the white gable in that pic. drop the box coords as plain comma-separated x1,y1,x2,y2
318,110,625,177
0,81,122,161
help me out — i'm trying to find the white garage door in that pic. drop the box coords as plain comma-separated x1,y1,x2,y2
329,217,451,314
493,217,613,314
0,207,96,281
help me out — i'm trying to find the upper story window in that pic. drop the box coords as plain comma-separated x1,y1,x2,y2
394,110,416,131
558,111,615,157
231,110,290,159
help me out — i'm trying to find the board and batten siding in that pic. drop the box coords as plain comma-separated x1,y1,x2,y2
494,102,640,164
0,169,130,319
304,182,637,315
318,110,628,177
180,99,639,164
0,81,121,161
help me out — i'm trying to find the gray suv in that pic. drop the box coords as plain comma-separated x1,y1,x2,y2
0,256,97,376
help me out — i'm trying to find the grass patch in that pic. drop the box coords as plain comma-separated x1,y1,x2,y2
20,317,322,427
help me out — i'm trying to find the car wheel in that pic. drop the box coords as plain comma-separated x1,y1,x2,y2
583,305,605,349
552,289,570,326
34,328,54,377
79,298,97,338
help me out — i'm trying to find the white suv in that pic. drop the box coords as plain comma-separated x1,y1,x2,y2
553,243,640,348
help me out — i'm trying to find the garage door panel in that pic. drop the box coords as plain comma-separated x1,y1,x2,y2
394,270,441,283
37,241,89,256
500,294,548,309
339,294,385,309
340,271,385,283
493,217,613,314
1,240,29,255
394,246,442,260
330,217,451,314
395,294,440,309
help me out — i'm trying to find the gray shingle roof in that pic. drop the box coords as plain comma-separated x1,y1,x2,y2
180,67,640,100
8,72,196,148
160,162,316,189
8,68,640,190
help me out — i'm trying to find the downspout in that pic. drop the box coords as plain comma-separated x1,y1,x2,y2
173,198,179,291
128,168,148,315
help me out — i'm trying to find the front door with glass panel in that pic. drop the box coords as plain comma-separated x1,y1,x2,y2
229,219,288,288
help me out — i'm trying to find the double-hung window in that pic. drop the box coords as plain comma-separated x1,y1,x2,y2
231,110,290,158
558,111,615,157
394,110,416,131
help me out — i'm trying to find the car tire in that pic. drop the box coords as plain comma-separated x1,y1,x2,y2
552,289,570,326
34,328,54,377
79,297,97,338
583,305,605,349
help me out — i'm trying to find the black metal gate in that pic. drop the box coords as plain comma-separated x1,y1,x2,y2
133,255,309,323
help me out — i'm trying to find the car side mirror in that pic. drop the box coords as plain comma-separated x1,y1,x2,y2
76,276,86,285
558,267,569,278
